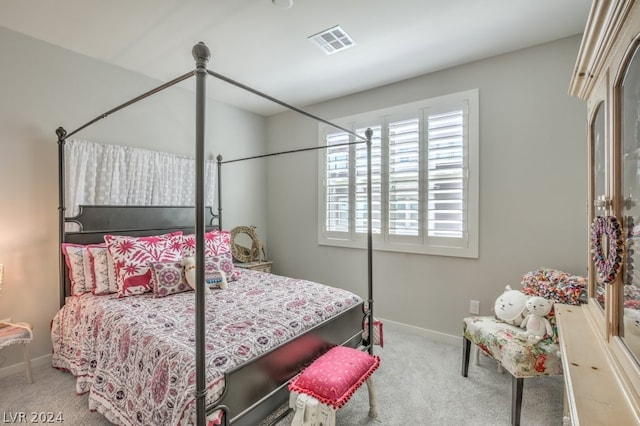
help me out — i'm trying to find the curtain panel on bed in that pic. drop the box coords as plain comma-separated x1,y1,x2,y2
64,139,216,226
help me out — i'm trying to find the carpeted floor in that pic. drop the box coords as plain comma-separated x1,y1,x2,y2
0,327,564,425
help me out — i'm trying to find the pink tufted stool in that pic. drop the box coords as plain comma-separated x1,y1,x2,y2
288,345,380,426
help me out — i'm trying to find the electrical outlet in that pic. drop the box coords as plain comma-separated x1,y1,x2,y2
469,300,480,315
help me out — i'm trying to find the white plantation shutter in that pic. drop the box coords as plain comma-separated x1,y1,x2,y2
427,108,466,239
318,89,478,258
324,131,350,232
388,118,420,236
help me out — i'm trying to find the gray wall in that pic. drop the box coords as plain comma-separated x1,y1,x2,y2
265,35,588,339
0,27,267,372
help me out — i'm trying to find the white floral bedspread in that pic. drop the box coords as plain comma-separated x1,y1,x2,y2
51,270,362,425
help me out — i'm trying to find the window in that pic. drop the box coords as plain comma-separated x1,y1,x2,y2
318,89,479,258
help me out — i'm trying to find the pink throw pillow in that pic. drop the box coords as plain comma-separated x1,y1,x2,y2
207,252,240,282
182,230,231,257
61,243,89,296
150,261,191,298
288,346,380,409
61,243,105,295
87,245,117,295
105,231,184,297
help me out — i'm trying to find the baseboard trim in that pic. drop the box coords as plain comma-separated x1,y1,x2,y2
378,317,461,346
0,354,51,379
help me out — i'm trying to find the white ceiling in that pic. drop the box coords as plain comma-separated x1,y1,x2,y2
0,0,592,116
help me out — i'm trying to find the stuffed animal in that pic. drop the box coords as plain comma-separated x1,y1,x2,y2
494,285,528,326
517,296,553,344
183,256,228,291
183,256,211,294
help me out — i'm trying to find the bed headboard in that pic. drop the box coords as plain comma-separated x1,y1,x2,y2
60,205,218,304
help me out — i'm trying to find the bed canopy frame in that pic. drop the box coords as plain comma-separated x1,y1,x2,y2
55,42,374,425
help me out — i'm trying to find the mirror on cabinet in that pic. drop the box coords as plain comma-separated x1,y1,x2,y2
620,41,640,361
591,101,607,312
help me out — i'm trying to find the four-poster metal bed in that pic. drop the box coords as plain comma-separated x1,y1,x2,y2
54,42,375,425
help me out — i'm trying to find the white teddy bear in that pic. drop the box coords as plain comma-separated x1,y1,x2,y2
493,285,528,326
517,296,553,344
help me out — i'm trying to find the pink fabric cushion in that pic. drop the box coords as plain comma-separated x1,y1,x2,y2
182,230,231,257
206,252,240,282
61,243,90,296
87,245,117,295
288,346,380,409
105,231,184,297
150,261,191,298
62,243,104,295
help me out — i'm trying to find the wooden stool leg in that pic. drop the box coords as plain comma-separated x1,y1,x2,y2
462,336,471,377
511,375,523,426
474,345,480,366
365,377,377,418
22,343,33,384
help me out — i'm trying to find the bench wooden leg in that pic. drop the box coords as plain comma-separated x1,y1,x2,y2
22,343,33,384
365,377,377,418
462,336,471,377
511,375,523,426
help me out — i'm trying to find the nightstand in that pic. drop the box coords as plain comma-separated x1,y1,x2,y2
0,321,33,383
234,260,273,273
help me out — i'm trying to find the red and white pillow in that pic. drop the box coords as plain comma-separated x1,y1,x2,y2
61,243,91,296
149,261,191,298
86,245,117,295
61,243,108,295
182,230,232,257
61,230,239,299
183,230,240,282
207,252,240,282
105,231,184,298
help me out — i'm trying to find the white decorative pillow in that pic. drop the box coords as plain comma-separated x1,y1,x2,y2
87,245,117,295
150,261,191,298
82,248,95,293
105,231,184,297
210,252,240,282
61,243,90,295
182,230,232,257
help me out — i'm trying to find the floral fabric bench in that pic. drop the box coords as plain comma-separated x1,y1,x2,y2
461,267,585,426
462,317,562,426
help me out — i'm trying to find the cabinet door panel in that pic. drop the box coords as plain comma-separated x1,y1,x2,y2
591,101,606,312
621,43,640,361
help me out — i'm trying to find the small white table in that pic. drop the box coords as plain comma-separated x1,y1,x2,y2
0,322,33,383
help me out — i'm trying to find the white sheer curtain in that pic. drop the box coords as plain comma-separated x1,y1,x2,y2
65,139,217,219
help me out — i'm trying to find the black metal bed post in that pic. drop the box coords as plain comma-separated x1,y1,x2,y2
56,127,67,308
193,41,210,426
216,155,223,229
365,128,374,355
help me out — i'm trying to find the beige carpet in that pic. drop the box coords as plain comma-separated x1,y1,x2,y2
0,328,564,425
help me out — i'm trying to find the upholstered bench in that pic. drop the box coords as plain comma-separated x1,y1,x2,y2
0,322,34,384
288,345,380,426
462,316,562,426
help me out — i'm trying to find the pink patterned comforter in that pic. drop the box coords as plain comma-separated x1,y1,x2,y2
51,270,362,425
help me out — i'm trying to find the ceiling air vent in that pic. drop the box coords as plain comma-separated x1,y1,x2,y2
308,25,356,55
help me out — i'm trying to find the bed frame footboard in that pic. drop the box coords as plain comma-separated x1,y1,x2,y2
210,302,365,425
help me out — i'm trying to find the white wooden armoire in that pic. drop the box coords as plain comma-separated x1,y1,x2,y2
559,0,640,424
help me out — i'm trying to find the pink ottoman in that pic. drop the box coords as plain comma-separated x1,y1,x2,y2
288,346,380,426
